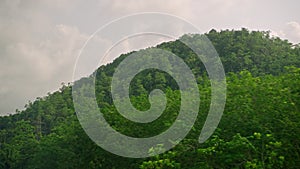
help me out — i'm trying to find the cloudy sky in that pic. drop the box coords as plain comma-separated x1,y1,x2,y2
0,0,299,115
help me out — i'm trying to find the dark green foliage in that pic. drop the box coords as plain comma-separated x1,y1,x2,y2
0,29,299,168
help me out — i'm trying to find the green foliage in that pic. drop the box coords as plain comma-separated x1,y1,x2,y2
197,132,285,169
140,151,180,169
0,29,299,168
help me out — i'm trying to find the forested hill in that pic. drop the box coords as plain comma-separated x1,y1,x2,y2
0,29,300,169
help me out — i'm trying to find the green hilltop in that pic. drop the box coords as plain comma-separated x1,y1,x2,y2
0,28,299,169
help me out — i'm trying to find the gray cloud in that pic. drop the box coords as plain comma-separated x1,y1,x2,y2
0,0,299,115
0,0,88,115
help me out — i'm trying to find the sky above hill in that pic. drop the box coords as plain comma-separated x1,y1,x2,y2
0,0,300,115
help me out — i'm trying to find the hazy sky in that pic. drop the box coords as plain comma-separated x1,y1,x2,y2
0,0,300,115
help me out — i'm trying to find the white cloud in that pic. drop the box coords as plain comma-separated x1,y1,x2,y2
270,21,300,44
107,0,193,18
0,0,89,115
284,21,300,43
271,30,286,40
0,0,300,115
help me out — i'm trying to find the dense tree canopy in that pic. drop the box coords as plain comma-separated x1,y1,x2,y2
0,29,299,168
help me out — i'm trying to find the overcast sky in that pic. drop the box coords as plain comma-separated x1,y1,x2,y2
0,0,300,115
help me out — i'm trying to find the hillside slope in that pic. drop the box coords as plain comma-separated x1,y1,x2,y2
0,29,299,169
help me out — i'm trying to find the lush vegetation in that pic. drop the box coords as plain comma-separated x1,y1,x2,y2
0,29,299,168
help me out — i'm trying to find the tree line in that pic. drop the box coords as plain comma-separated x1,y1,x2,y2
0,28,299,168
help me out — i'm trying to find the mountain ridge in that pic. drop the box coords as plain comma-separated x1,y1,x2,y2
0,28,299,169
